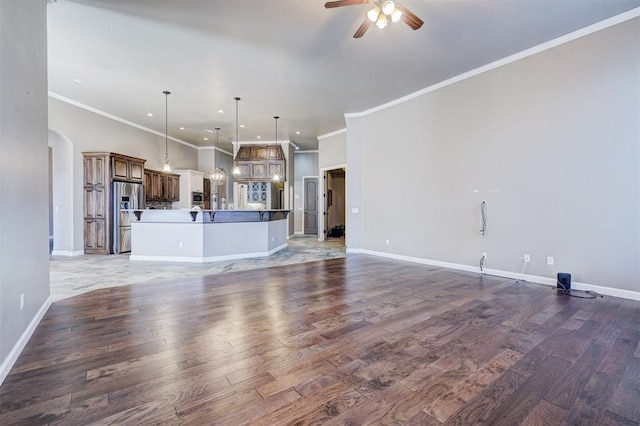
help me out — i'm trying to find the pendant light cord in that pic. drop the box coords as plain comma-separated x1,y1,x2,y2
274,116,278,143
235,97,240,145
273,116,280,181
163,90,171,166
232,97,241,176
214,127,220,179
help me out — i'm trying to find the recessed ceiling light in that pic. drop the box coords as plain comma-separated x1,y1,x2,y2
179,127,185,130
295,131,300,135
72,78,82,84
240,124,245,128
218,110,224,114
257,136,261,139
147,113,153,117
295,146,300,150
204,137,209,141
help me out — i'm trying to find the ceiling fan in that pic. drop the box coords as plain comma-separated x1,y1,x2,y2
325,0,424,38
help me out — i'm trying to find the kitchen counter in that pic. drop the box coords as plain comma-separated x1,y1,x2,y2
129,209,289,223
128,209,290,263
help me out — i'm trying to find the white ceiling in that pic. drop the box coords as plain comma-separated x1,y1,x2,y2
47,0,640,151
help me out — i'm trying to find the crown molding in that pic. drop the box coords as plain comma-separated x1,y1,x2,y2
317,128,347,140
197,146,233,156
231,140,292,146
345,8,640,119
48,92,198,149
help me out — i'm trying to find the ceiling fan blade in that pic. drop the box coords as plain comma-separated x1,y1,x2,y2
325,0,369,8
353,18,372,38
396,4,424,30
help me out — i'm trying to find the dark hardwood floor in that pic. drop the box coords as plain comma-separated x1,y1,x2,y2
1,255,639,425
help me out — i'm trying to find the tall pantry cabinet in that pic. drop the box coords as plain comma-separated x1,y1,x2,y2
83,152,146,254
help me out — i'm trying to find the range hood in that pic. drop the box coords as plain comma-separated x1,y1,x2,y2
233,145,286,182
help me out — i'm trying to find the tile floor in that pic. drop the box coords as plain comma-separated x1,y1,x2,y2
50,236,346,302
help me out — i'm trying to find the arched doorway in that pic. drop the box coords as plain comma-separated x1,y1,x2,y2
48,129,75,255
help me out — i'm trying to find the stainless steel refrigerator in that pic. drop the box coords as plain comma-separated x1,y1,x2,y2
113,182,145,254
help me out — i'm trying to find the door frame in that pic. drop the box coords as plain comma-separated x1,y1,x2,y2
318,164,347,242
302,176,319,235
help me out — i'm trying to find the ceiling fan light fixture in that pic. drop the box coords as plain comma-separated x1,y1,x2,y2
391,8,403,22
367,6,380,22
326,0,423,38
382,1,395,16
376,13,388,29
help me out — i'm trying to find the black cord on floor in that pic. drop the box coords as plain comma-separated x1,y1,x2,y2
556,281,603,299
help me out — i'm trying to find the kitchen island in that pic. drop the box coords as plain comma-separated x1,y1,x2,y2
129,209,290,263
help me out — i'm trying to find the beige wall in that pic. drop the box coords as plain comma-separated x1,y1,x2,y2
319,131,346,169
0,0,50,382
349,18,640,294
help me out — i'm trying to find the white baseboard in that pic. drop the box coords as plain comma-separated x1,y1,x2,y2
51,250,84,257
0,296,52,386
347,248,640,301
130,243,288,263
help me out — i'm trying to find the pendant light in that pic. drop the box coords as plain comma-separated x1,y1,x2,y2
162,90,172,172
210,127,226,186
272,116,280,182
232,96,241,175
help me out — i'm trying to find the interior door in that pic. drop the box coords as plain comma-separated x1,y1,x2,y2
304,178,318,235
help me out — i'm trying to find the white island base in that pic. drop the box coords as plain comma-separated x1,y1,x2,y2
129,210,289,263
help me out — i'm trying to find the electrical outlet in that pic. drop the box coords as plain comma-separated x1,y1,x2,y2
547,256,554,265
178,241,183,248
385,239,390,246
20,293,24,310
524,254,531,263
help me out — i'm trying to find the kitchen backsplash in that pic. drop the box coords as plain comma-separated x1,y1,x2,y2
146,201,173,210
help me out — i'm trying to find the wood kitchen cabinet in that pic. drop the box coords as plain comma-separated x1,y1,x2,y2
83,153,110,254
111,153,145,183
144,169,180,202
233,145,286,182
83,152,146,254
203,178,211,209
167,175,180,201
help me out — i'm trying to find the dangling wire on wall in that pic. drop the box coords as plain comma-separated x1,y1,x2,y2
511,256,528,282
479,201,487,236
